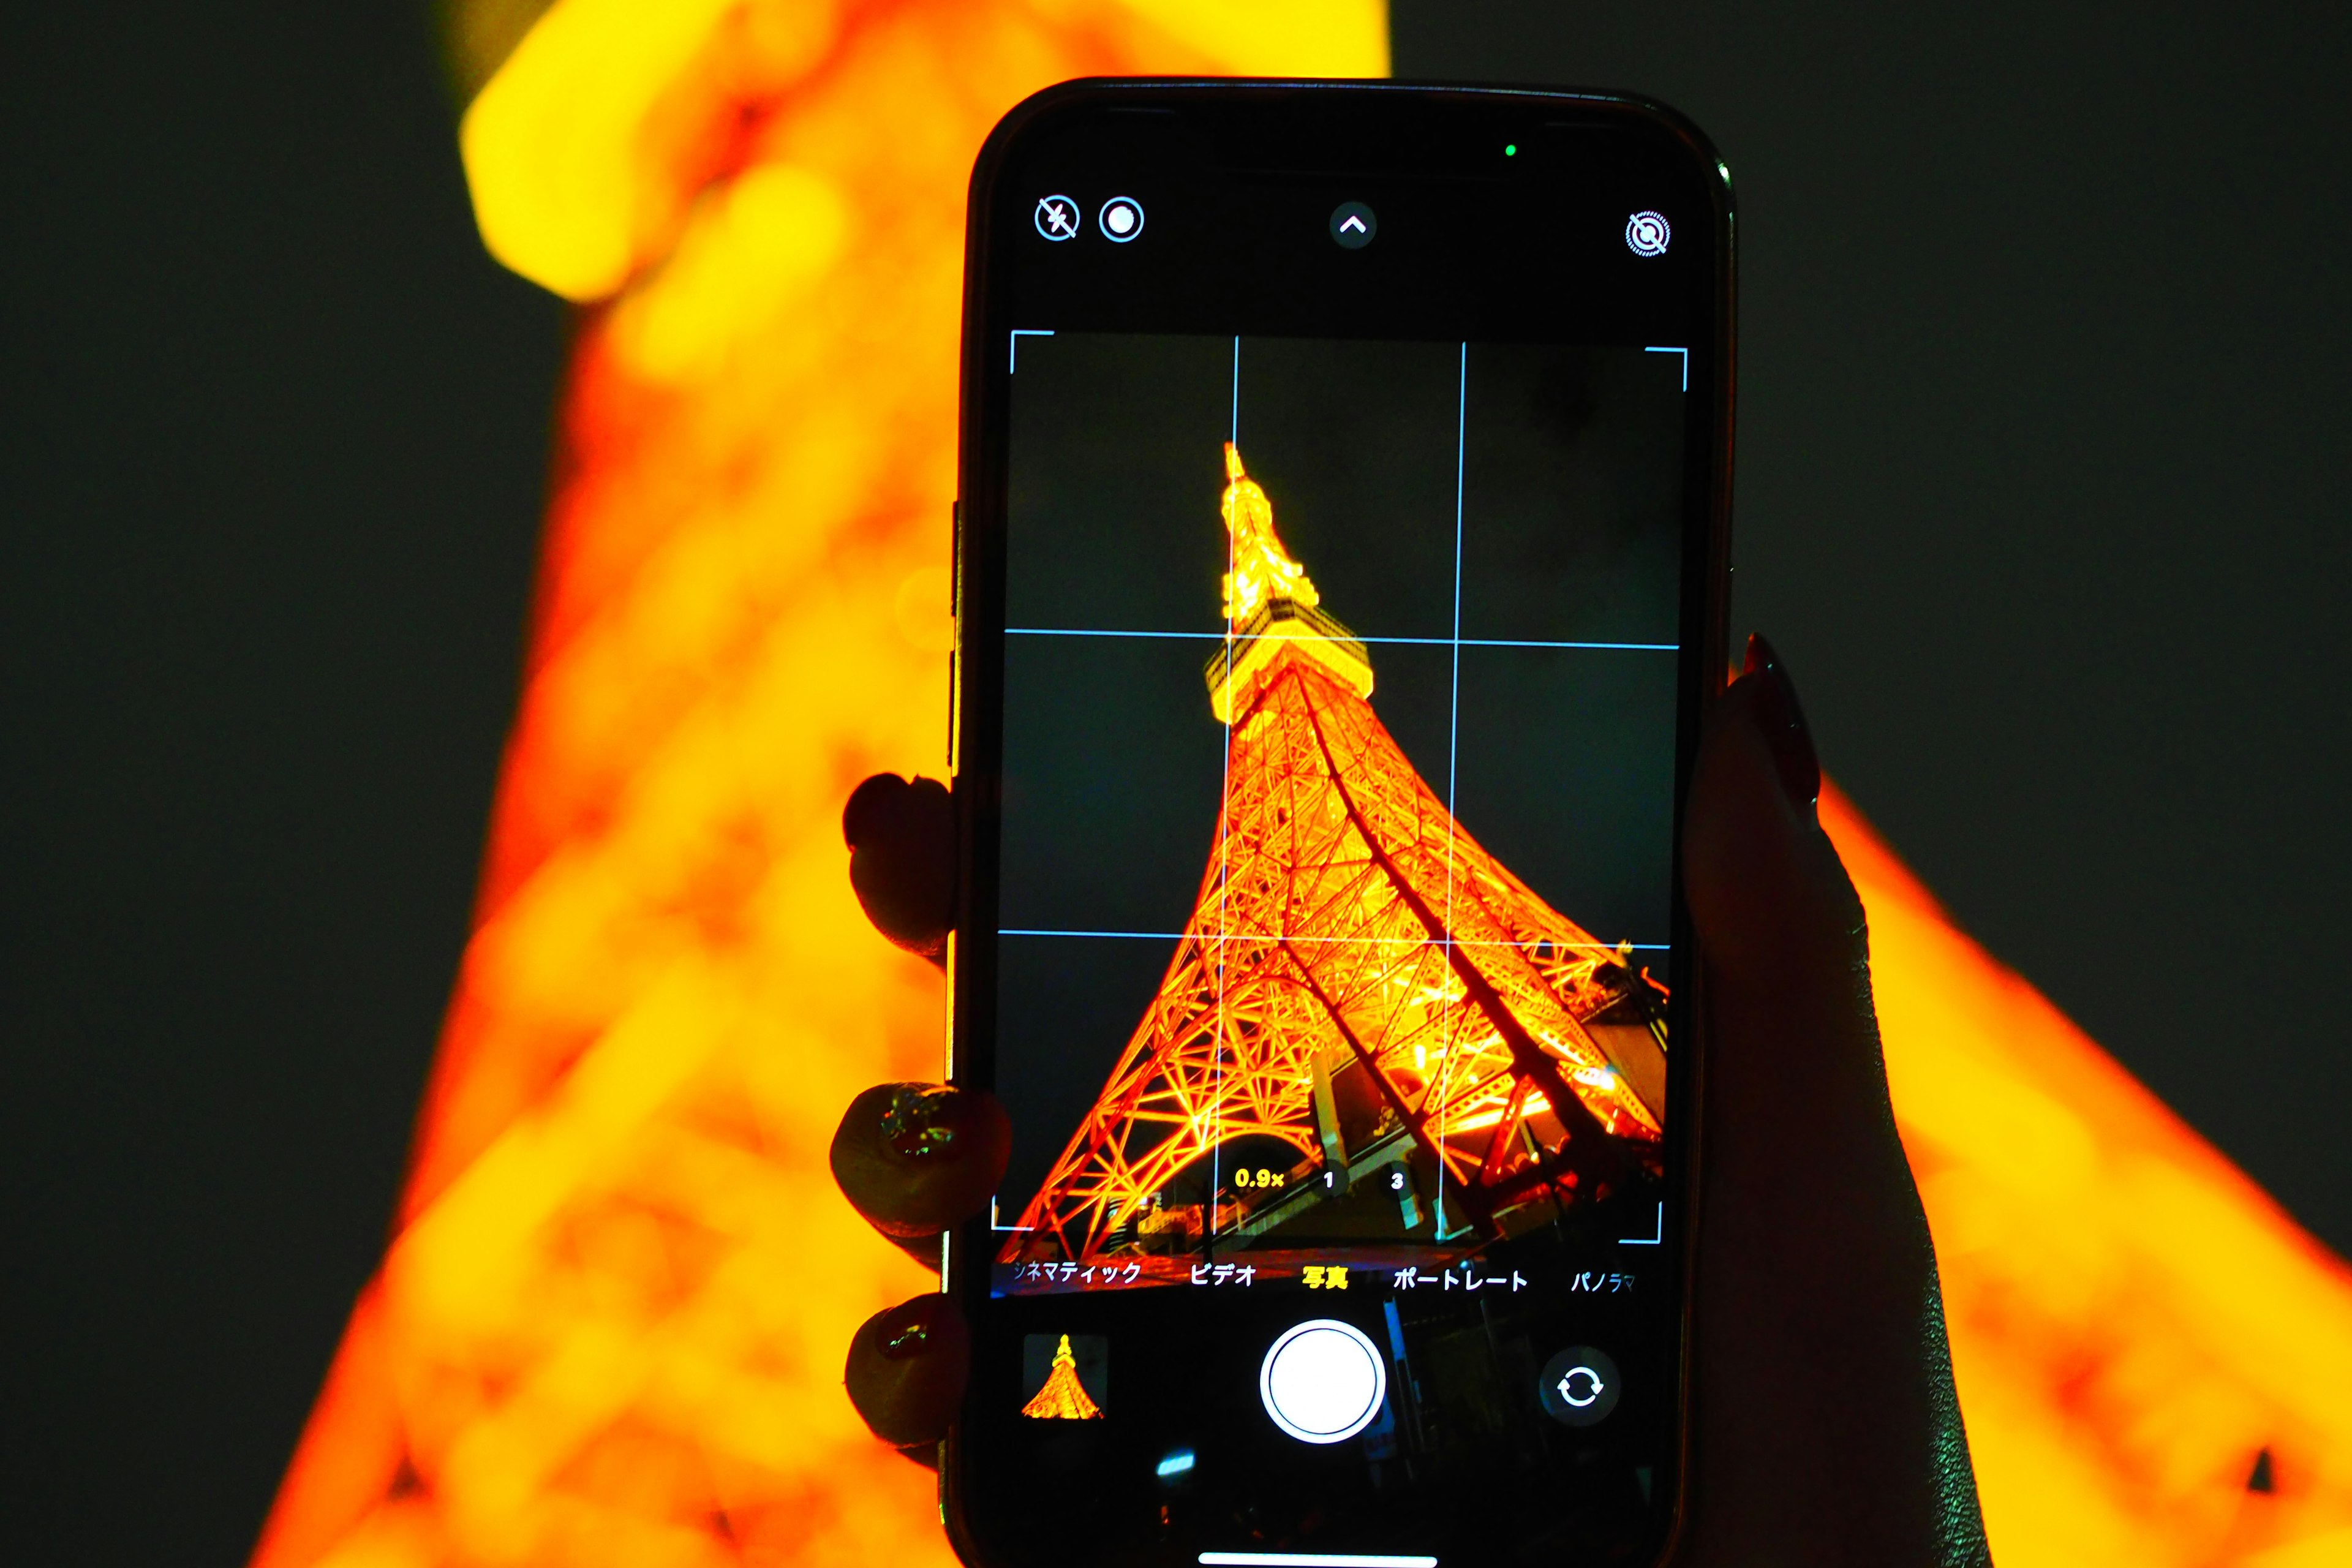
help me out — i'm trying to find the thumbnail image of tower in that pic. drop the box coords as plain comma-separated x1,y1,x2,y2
997,446,1668,1281
1020,1334,1107,1420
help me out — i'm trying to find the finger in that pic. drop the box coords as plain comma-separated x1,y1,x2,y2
1682,635,1856,995
831,1083,1011,1246
1682,638,1907,1199
844,773,954,965
1681,632,1913,1244
846,1291,969,1452
1678,634,1985,1565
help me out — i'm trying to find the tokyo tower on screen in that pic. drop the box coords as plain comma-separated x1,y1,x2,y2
1000,446,1669,1276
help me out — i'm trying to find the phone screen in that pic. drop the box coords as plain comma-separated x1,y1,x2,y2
950,85,1730,1568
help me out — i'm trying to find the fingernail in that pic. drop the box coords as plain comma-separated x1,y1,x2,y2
880,1085,973,1162
842,773,908,851
880,1305,936,1360
1743,633,1820,814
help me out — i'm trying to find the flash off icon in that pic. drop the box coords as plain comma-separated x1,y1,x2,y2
1034,194,1079,241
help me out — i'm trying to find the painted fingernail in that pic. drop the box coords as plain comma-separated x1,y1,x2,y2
880,1085,973,1161
1743,633,1820,814
881,1308,935,1360
842,773,909,851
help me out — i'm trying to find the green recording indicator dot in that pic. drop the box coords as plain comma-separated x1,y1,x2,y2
1504,143,1517,156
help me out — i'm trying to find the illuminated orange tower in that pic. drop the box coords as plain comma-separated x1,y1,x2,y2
1020,1335,1106,1420
1003,445,1668,1267
243,1,2352,1562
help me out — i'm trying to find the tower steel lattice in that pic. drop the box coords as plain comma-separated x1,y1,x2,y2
1001,445,1667,1267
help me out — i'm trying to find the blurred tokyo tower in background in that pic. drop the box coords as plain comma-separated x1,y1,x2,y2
1001,445,1670,1268
249,1,2352,1560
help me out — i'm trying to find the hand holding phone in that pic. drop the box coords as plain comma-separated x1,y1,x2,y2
832,79,1986,1568
835,654,1985,1566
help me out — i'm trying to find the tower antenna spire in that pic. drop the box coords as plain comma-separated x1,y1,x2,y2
1220,441,1319,622
1207,442,1374,722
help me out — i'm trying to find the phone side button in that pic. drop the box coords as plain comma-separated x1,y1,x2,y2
946,499,960,769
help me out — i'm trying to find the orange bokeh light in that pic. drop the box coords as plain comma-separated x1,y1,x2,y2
1828,788,2352,1566
250,4,2351,1565
251,4,1382,1566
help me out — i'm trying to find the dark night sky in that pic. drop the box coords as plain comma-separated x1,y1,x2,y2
1,1,2345,1563
1393,0,2352,1275
1,3,560,1562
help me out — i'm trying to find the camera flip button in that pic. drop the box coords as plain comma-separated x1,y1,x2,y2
1538,1345,1623,1428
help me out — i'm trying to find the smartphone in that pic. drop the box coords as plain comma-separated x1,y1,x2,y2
943,80,1733,1568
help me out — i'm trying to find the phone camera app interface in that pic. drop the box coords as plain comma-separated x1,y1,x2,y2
981,331,1689,1561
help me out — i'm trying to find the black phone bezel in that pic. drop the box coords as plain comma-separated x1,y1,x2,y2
942,77,1735,1568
